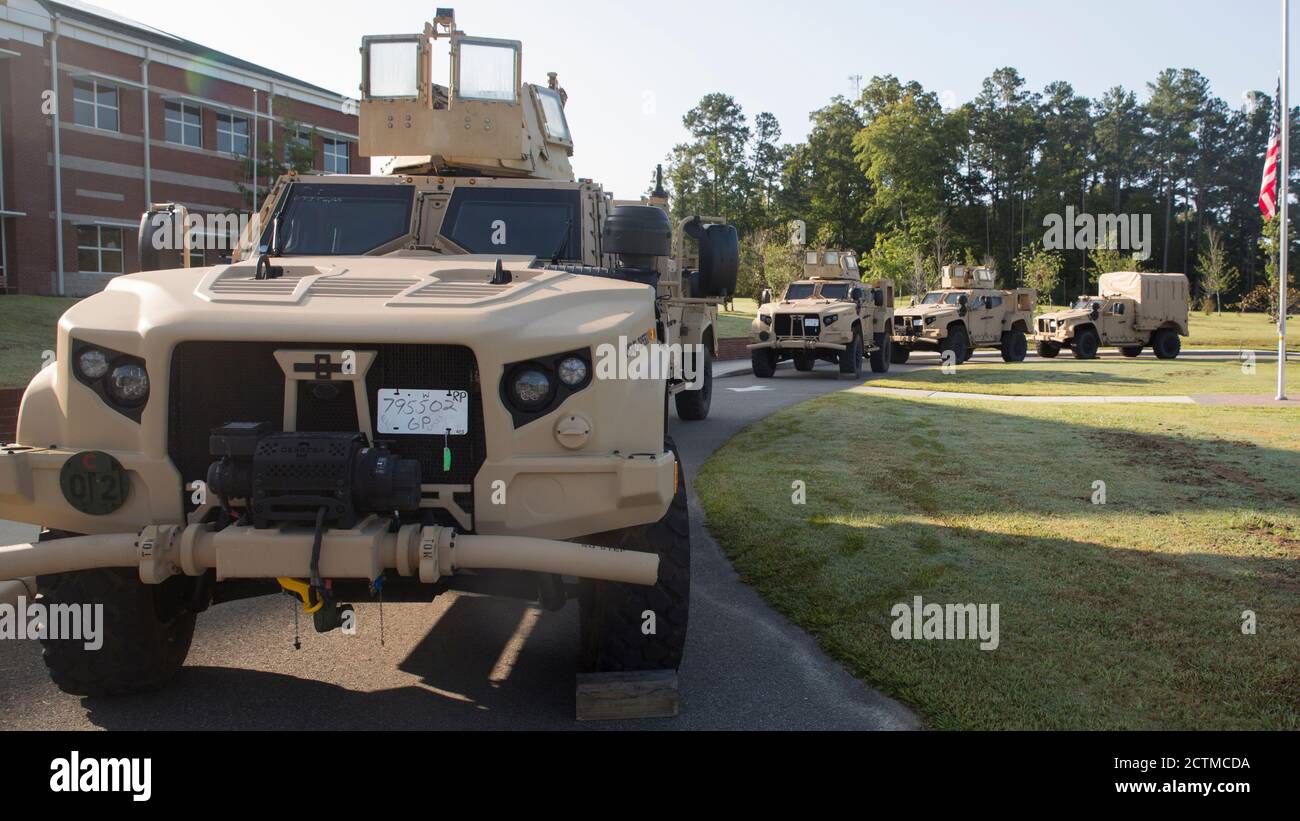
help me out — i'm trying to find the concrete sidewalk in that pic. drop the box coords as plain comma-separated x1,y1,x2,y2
851,386,1197,404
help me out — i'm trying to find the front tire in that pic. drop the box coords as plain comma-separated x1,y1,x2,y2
1036,341,1060,358
579,439,690,672
1151,329,1181,360
870,331,891,373
939,326,969,366
751,347,777,378
38,551,196,696
839,329,864,379
890,343,911,365
1072,327,1100,360
674,343,712,420
1000,330,1028,362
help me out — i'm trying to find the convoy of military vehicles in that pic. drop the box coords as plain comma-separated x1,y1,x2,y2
0,8,1199,702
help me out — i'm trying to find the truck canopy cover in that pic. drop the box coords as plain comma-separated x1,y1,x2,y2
1098,271,1188,322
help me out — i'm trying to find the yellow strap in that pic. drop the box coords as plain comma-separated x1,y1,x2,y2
277,577,324,614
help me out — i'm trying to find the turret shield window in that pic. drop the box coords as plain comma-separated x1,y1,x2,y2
456,40,518,102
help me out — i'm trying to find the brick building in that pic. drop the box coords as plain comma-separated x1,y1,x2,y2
0,0,367,296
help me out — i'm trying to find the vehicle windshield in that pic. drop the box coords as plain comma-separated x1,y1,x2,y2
944,293,965,305
260,183,414,255
920,291,945,305
441,186,582,259
784,283,816,300
1072,298,1096,310
819,283,851,300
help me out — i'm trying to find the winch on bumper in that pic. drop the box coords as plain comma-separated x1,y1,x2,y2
0,440,675,607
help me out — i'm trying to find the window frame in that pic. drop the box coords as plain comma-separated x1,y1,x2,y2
323,137,351,174
165,99,204,148
72,78,119,132
76,225,125,275
215,110,250,156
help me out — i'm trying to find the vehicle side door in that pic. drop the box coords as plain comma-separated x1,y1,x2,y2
970,291,1000,343
1102,300,1135,343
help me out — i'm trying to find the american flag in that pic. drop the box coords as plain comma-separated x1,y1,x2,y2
1260,81,1282,219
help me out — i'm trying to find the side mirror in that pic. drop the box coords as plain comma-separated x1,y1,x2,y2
909,297,917,307
137,203,190,272
759,290,771,307
958,293,968,317
872,289,884,308
983,296,994,309
1090,302,1101,321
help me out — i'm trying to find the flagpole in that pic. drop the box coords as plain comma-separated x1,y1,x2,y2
1280,0,1290,401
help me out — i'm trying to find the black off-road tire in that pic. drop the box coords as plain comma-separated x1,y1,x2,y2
37,563,196,697
579,438,690,672
751,347,777,378
1000,329,1028,363
1151,329,1181,360
674,343,713,420
1036,340,1060,358
1120,345,1143,358
869,331,891,373
839,329,864,379
793,351,815,372
939,326,969,366
1072,327,1100,360
890,343,911,365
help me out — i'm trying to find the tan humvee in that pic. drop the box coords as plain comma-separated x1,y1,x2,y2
747,249,895,378
0,9,732,696
889,264,1036,365
1033,271,1189,360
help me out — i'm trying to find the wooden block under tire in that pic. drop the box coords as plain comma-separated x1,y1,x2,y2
575,670,679,721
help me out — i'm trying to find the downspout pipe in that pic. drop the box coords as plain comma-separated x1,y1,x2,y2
49,14,66,296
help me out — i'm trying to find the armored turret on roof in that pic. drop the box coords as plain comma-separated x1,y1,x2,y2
358,8,574,180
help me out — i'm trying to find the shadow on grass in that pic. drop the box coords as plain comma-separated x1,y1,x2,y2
697,392,1300,729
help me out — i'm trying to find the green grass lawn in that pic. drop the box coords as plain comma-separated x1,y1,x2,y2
696,393,1300,729
871,358,1300,396
0,296,77,389
716,297,758,339
1188,311,1298,351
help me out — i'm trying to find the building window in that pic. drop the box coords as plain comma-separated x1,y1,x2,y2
165,100,203,147
76,226,124,274
284,127,314,167
216,112,249,156
73,79,119,131
323,138,350,173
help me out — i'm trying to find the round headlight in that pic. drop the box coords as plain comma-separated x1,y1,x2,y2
511,368,552,410
557,356,588,387
77,348,110,380
106,363,150,406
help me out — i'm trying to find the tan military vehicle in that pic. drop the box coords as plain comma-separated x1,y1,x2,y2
748,249,895,378
0,9,737,696
889,264,1035,365
1033,271,1189,360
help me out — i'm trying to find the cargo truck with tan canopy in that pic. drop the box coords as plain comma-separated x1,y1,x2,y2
0,9,738,697
1033,271,1189,359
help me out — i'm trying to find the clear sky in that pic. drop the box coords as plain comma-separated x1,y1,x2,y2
91,0,1285,198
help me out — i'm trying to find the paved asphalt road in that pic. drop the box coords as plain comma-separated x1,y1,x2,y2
0,362,920,730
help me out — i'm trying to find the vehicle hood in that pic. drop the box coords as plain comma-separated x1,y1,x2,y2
1037,308,1090,324
895,303,958,320
58,255,656,352
769,298,853,315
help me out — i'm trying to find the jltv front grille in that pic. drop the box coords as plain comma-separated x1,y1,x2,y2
774,314,820,338
167,342,486,514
